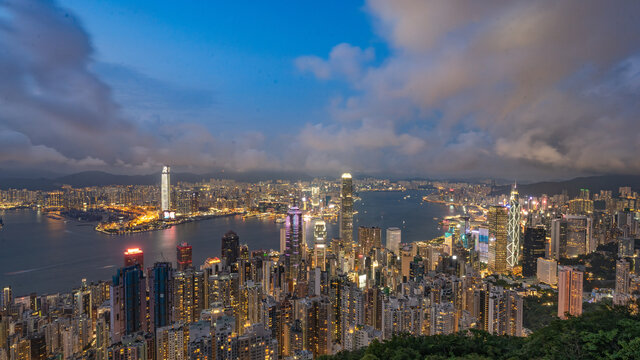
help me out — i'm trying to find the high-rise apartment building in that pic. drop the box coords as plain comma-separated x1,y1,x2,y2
558,266,583,319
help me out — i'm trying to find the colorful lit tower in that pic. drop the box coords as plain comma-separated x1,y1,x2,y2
124,248,144,269
285,206,303,283
507,182,521,269
340,173,354,244
177,242,193,271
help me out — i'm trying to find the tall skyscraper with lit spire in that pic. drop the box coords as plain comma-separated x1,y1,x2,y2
161,165,171,212
507,182,521,269
340,173,354,244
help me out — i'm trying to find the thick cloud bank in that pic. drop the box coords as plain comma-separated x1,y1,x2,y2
296,0,640,179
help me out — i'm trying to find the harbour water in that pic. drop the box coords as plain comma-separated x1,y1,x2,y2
0,190,453,295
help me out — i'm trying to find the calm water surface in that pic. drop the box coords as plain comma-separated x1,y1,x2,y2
0,190,453,295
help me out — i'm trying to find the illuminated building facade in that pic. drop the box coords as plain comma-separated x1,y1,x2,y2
340,173,354,245
558,266,583,319
358,226,381,256
488,206,508,274
161,166,171,212
176,243,193,271
124,248,144,269
506,184,521,269
284,206,303,283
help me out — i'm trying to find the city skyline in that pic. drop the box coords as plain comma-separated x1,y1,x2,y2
1,0,639,181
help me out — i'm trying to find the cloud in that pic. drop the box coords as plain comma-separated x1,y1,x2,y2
0,0,277,175
294,0,640,180
295,43,374,82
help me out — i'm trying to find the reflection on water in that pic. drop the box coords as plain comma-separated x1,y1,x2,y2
0,190,447,295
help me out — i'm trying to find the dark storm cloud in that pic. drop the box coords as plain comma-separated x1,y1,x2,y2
296,0,640,180
0,0,277,174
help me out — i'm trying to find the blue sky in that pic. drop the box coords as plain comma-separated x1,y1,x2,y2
1,0,639,180
59,0,382,134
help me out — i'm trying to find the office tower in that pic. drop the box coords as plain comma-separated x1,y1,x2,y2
565,215,593,257
537,258,558,285
124,248,144,269
340,173,354,244
177,242,193,271
2,286,12,310
488,205,508,273
110,265,146,342
280,227,286,254
284,206,303,283
476,228,490,264
173,268,205,324
314,220,327,270
507,184,521,269
522,226,546,277
386,227,401,255
614,259,631,305
550,217,568,259
156,322,188,360
221,230,240,267
161,165,171,212
558,266,583,319
358,226,382,256
148,262,174,331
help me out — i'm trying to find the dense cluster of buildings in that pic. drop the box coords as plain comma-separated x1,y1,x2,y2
1,171,639,359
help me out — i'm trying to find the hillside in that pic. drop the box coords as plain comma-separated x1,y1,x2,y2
492,174,640,197
321,306,640,360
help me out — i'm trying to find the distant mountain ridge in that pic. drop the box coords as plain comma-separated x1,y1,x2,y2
492,174,640,197
0,170,314,190
1,171,638,194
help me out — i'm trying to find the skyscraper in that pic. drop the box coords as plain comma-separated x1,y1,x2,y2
488,205,508,274
506,183,521,269
176,242,193,271
111,265,147,342
173,268,205,324
614,259,631,305
565,215,593,257
284,206,303,282
161,165,171,212
340,173,354,244
358,226,382,256
124,248,144,269
522,226,546,277
386,227,401,255
558,266,583,319
221,231,240,267
550,217,568,259
148,262,174,331
314,220,327,270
